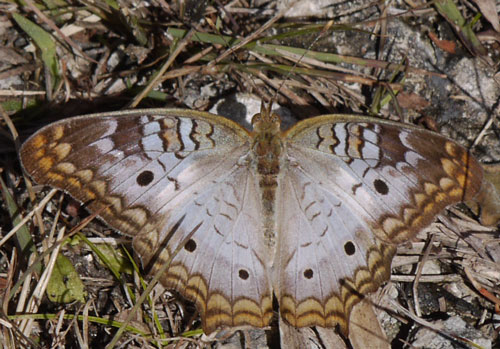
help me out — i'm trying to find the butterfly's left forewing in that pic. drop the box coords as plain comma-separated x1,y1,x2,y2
21,110,245,234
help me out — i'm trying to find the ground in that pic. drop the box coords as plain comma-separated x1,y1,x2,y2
0,0,499,348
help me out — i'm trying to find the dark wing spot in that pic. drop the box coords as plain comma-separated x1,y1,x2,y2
238,269,249,280
344,241,356,256
184,239,197,252
167,176,180,190
352,182,362,195
374,179,389,195
303,269,314,279
137,170,154,186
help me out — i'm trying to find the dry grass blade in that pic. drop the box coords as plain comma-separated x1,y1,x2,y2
19,226,66,338
127,29,197,108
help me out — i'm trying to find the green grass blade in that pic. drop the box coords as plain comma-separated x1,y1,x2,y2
12,13,60,88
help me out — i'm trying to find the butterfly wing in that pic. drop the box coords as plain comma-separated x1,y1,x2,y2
20,109,273,333
276,115,483,333
276,168,396,333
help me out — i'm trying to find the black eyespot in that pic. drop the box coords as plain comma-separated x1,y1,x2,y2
374,179,389,195
238,269,249,280
304,269,314,279
344,241,356,256
137,170,154,186
184,239,197,252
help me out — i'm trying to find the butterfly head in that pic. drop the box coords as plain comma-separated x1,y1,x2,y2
251,100,281,134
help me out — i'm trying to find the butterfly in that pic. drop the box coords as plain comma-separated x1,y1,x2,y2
19,104,483,334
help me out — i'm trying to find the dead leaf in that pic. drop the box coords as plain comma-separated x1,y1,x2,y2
349,298,390,349
471,0,500,32
396,91,430,110
428,31,457,54
467,163,500,226
279,318,347,348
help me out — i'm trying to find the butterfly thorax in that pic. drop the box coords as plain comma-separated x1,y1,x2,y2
251,109,284,248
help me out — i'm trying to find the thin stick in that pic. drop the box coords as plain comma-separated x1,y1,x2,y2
412,234,436,317
0,189,58,249
127,29,196,108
